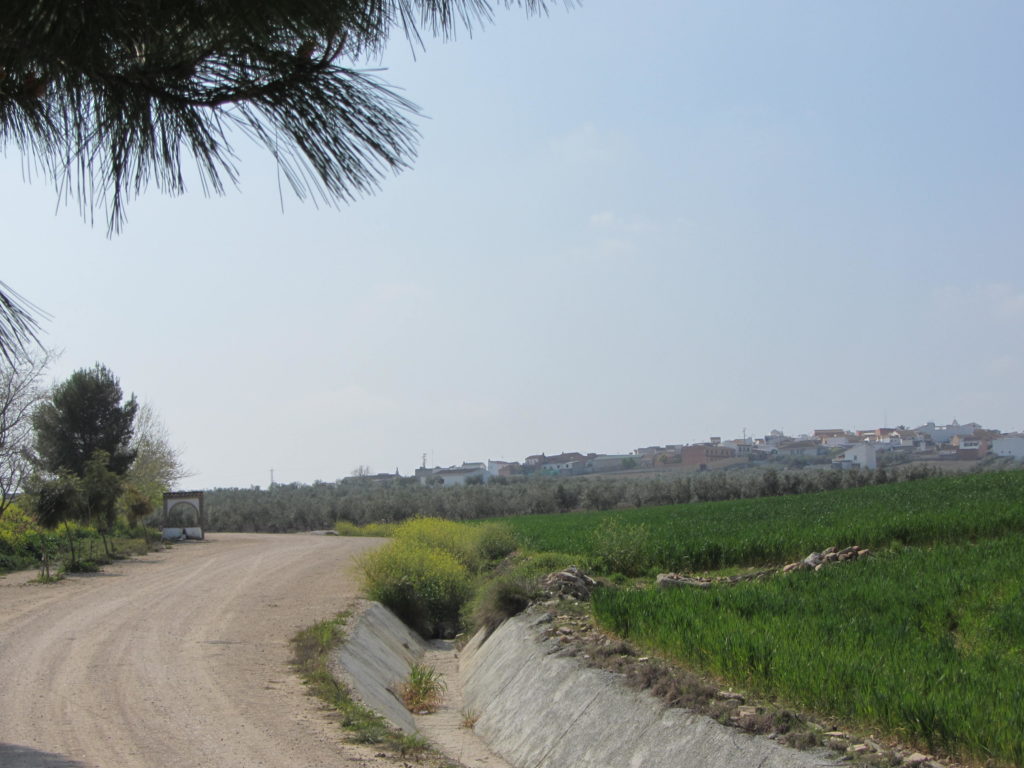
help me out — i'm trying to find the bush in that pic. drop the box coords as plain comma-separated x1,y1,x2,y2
335,520,398,537
0,505,44,571
465,550,577,635
473,522,518,563
359,539,472,638
393,517,483,571
469,574,541,635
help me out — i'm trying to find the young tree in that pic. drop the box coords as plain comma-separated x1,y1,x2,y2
28,471,84,570
0,348,54,515
33,364,139,477
120,403,190,532
81,451,123,558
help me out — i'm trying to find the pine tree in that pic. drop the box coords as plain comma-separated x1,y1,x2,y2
32,363,139,477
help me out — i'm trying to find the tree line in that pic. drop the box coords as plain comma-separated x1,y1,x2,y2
203,462,955,533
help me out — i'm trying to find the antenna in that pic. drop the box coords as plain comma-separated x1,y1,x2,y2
422,452,427,469
269,468,274,487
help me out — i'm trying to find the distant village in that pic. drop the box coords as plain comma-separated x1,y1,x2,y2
409,421,1024,487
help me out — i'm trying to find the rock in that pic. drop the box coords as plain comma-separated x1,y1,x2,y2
849,744,870,755
656,574,712,589
828,737,850,751
858,549,871,558
803,552,824,567
823,546,838,555
542,566,598,600
732,705,759,719
904,753,929,766
715,691,745,703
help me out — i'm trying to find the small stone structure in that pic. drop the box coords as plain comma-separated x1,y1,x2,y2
657,546,872,589
782,545,871,572
160,491,205,540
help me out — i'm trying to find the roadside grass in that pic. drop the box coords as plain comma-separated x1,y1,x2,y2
334,521,398,537
592,537,1024,767
290,613,430,757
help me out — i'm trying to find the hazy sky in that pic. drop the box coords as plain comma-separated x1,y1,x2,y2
4,1,1022,488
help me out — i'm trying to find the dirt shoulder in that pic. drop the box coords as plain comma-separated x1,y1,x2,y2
0,532,406,768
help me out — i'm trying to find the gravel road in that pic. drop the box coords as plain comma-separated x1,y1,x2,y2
0,533,391,768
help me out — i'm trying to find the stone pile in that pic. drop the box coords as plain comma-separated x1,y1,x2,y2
540,566,598,600
655,570,774,590
783,545,870,573
655,545,872,589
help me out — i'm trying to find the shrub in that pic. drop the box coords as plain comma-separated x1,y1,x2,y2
359,539,471,637
335,520,398,537
399,663,447,713
465,550,577,635
393,517,482,571
469,574,541,635
473,522,518,563
334,520,361,536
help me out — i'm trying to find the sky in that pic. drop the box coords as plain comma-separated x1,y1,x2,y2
3,0,1023,489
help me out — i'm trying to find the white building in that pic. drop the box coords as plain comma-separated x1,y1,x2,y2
832,443,877,470
914,421,981,444
991,436,1024,460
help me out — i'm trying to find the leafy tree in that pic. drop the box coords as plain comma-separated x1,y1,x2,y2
554,483,579,513
33,364,139,477
120,403,190,535
29,470,85,569
0,348,54,514
81,450,123,557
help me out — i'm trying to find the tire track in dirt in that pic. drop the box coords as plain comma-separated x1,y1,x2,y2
0,533,389,768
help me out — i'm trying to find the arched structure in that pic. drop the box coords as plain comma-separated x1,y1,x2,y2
161,491,205,540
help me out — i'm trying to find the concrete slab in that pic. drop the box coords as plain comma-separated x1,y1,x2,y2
332,601,430,733
461,609,842,768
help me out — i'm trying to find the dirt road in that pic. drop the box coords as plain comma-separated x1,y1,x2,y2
0,533,390,768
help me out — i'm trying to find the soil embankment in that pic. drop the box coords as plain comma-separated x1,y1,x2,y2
0,533,396,768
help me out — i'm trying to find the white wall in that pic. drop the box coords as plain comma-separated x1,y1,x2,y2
992,437,1024,459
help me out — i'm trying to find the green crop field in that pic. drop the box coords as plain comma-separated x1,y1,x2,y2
493,471,1024,574
482,470,1024,765
592,536,1024,766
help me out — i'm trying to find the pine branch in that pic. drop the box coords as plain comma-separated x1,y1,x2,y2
0,0,567,231
0,283,48,368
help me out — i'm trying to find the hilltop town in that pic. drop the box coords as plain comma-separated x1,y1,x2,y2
412,420,1024,486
